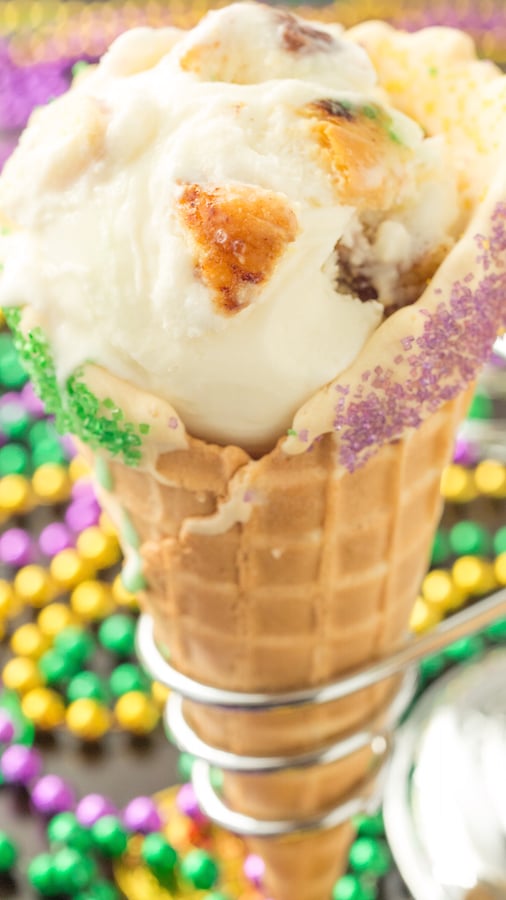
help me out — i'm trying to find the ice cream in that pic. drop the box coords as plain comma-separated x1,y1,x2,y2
1,6,506,900
0,2,464,454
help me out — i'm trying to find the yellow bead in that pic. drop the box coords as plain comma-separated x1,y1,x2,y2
14,566,55,608
50,549,93,591
99,512,118,539
452,556,496,595
22,687,65,730
494,553,506,586
151,681,170,709
0,579,24,620
410,597,443,634
474,460,506,497
115,692,159,735
68,457,91,483
440,465,477,503
10,623,51,659
421,569,463,612
66,698,111,741
0,619,5,640
70,581,114,622
32,464,71,504
2,657,43,694
38,603,78,638
0,474,32,514
112,574,139,611
76,527,121,569
0,308,5,328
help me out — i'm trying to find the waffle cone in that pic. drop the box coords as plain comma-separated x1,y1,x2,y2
80,387,470,900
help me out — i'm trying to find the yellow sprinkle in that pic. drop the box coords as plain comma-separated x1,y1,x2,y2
66,698,111,741
421,569,463,611
10,623,51,659
151,681,170,709
0,474,32,514
452,556,496,595
38,602,78,638
99,512,118,539
3,656,43,694
474,460,506,498
70,580,114,622
410,597,443,635
22,687,65,730
14,566,55,608
76,527,121,569
494,553,506,586
112,574,139,610
0,579,24,620
440,465,477,503
115,691,159,735
50,549,93,591
68,457,91,483
32,464,71,504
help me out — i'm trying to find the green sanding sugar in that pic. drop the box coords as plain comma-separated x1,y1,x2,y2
4,308,150,467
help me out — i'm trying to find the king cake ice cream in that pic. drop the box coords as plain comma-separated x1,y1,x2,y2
1,4,506,899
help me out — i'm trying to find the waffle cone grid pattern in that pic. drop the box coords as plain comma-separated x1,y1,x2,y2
89,394,466,900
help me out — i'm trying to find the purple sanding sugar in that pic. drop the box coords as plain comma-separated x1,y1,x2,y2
332,202,506,472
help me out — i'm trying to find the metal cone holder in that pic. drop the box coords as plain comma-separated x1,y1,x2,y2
136,588,506,840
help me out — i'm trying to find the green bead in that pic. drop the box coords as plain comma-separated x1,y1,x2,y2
444,634,485,663
0,831,18,871
98,615,136,657
484,617,506,642
91,816,128,858
109,663,148,698
203,894,231,900
0,403,30,440
54,627,95,666
141,834,178,875
177,753,195,782
0,443,29,476
52,847,96,892
332,874,375,900
47,813,92,852
0,333,14,352
38,650,77,686
27,853,58,896
430,529,450,566
75,881,120,900
181,849,219,890
28,420,57,448
348,838,392,876
355,810,385,837
0,351,28,389
32,439,66,469
67,671,108,704
449,522,491,557
467,391,493,420
419,653,446,682
493,526,506,556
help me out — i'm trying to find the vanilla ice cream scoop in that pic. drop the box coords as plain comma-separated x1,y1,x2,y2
0,2,462,454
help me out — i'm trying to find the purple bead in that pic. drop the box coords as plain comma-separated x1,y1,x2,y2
122,796,162,834
20,383,46,418
65,499,101,534
0,528,33,567
75,793,117,827
453,435,479,466
39,522,74,558
31,774,75,816
1,745,42,785
0,392,21,408
71,480,96,503
243,853,265,887
176,783,207,823
0,711,15,744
